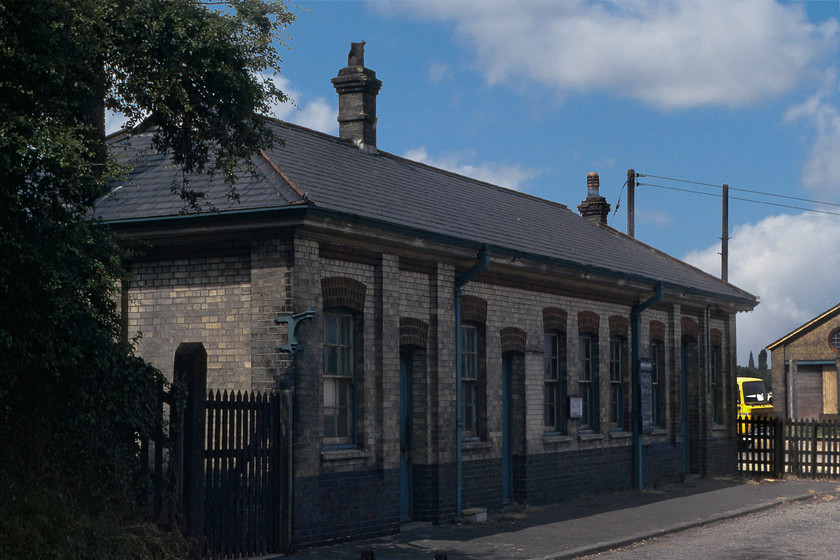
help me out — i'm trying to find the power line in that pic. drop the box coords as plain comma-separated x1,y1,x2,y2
638,173,840,209
638,181,840,217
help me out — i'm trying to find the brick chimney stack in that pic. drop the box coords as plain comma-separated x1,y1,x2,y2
577,172,611,225
331,41,382,152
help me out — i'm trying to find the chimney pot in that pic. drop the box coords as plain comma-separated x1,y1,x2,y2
578,171,611,225
586,172,600,198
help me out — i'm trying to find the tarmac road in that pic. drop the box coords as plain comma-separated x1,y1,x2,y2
582,493,840,560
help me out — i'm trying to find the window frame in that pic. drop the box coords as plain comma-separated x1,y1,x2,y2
649,340,665,428
460,323,481,439
830,328,840,352
323,311,357,447
609,335,628,429
544,331,567,434
578,333,598,431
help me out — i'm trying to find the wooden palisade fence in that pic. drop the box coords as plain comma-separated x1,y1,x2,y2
738,416,840,479
142,387,292,558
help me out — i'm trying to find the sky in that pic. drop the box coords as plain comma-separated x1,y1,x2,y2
109,0,840,366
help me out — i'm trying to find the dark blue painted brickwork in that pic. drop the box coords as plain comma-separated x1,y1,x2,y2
413,462,457,523
293,468,399,549
461,456,503,511
521,446,634,505
705,436,738,477
641,441,684,487
292,437,732,549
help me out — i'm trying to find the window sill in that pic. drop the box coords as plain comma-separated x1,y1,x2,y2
609,429,632,440
711,423,727,432
648,428,668,436
462,439,491,452
578,431,603,442
543,433,572,445
321,447,370,462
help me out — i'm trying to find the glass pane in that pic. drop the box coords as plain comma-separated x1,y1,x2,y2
326,346,338,376
339,346,351,377
544,384,556,427
324,378,336,407
579,336,592,381
340,315,352,346
326,314,337,343
338,380,349,406
337,405,349,438
581,382,590,425
324,413,336,438
545,334,558,380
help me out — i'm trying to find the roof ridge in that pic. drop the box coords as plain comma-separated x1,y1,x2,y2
262,117,569,211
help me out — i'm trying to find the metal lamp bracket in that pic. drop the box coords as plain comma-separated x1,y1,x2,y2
275,308,316,355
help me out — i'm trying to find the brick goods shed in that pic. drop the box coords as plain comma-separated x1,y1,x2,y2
96,45,757,549
767,302,840,420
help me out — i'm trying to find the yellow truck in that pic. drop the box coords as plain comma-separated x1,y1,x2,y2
736,376,773,448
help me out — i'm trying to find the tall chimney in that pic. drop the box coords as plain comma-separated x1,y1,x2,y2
331,41,382,152
577,172,611,225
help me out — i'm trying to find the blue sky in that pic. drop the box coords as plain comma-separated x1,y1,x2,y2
110,0,840,365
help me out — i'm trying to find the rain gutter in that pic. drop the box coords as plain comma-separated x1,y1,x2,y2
100,206,756,310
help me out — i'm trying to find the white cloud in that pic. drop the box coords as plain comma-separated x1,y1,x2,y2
261,74,337,135
403,147,539,191
637,209,672,227
428,62,453,84
395,0,838,110
104,75,337,136
683,212,840,365
785,69,840,200
105,110,130,135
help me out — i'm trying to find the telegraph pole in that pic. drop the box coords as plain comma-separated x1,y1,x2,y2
721,184,729,282
627,169,636,238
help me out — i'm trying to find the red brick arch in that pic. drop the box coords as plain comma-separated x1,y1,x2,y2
400,317,429,349
649,320,666,342
578,311,600,335
321,277,366,313
460,295,487,325
681,316,699,341
499,327,527,354
609,315,629,338
543,307,567,333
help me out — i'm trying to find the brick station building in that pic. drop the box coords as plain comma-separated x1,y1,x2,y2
767,302,840,420
96,46,757,547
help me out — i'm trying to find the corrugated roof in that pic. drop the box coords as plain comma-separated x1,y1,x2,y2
95,118,757,308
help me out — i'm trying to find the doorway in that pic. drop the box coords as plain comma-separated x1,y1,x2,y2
399,351,413,521
501,355,513,504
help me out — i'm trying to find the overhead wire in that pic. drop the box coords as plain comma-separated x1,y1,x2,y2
636,174,840,217
611,180,627,221
638,173,840,209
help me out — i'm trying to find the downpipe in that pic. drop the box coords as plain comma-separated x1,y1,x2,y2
455,245,490,517
631,282,664,489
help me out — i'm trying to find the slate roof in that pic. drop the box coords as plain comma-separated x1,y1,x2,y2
96,118,757,309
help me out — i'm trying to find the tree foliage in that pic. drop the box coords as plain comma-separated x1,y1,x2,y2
758,349,768,371
0,0,294,551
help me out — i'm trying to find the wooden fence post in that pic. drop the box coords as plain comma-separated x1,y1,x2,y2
811,418,818,479
774,416,785,479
